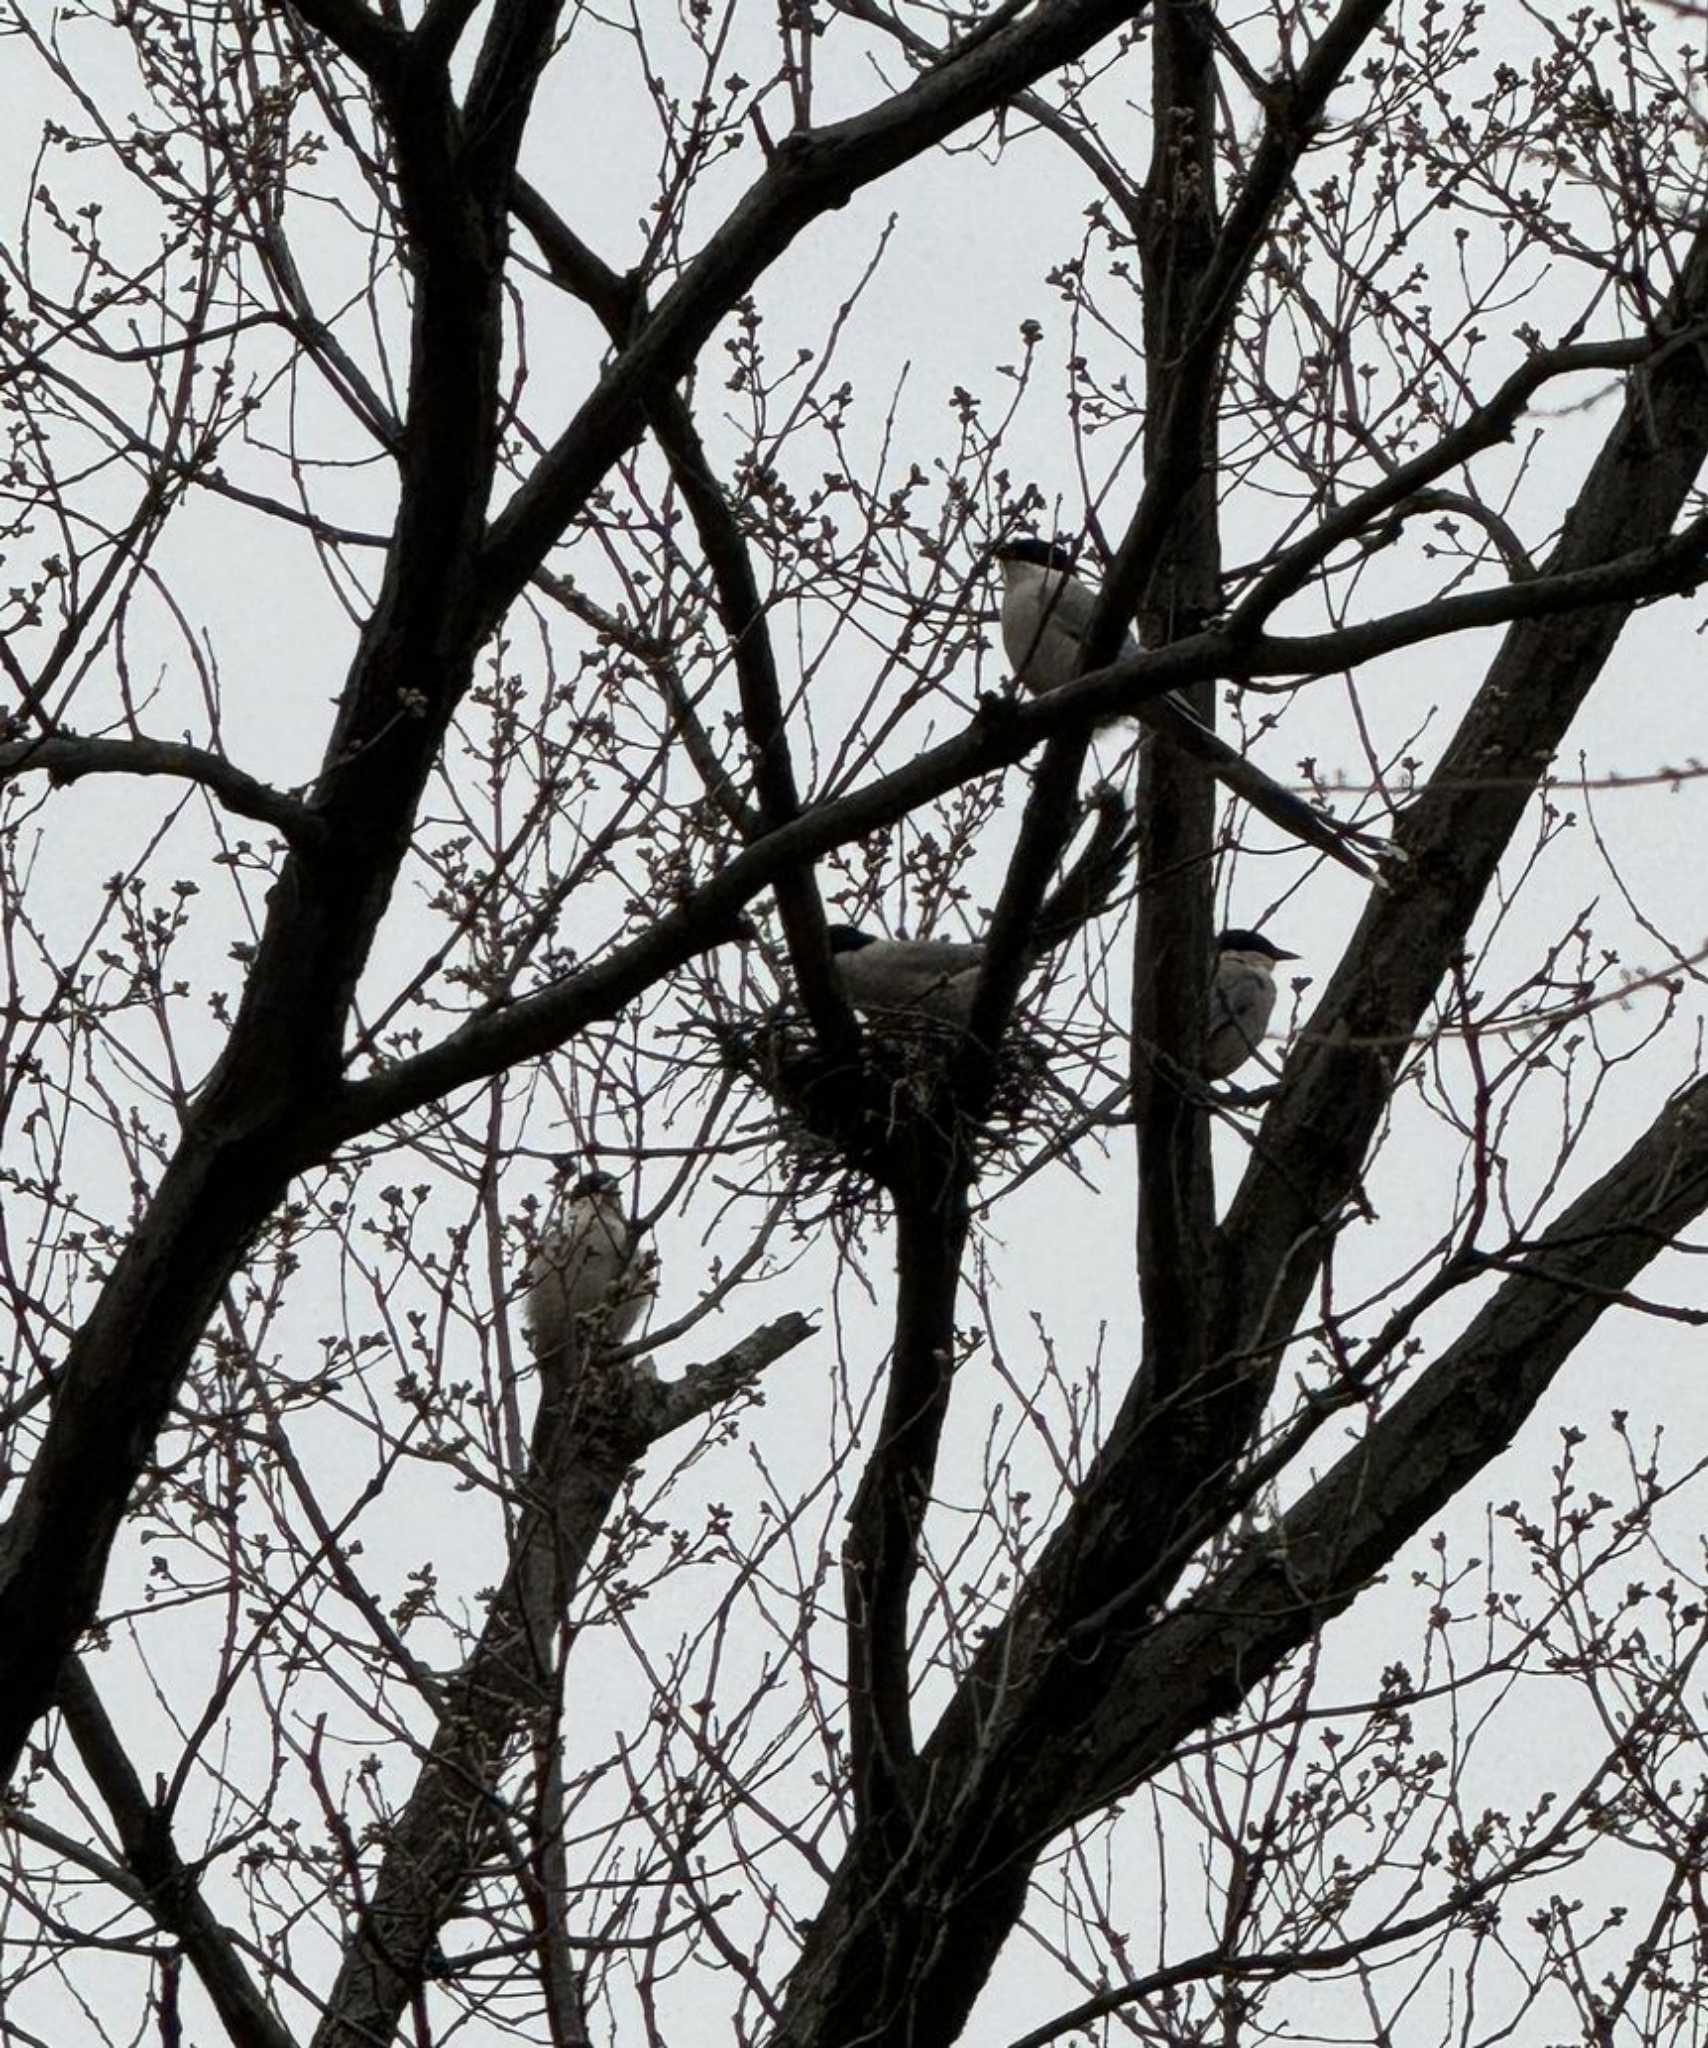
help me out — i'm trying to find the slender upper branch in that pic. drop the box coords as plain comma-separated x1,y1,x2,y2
477,0,1156,620
511,180,855,1051
0,735,326,851
1091,0,1397,659
1224,330,1708,634
57,1662,298,2048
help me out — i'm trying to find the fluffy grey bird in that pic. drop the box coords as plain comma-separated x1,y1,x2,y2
992,536,1137,693
828,924,985,1025
1206,928,1299,1081
523,1169,658,1367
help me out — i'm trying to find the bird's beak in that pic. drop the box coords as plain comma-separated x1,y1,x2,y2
1273,948,1301,962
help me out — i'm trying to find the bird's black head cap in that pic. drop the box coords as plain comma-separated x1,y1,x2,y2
991,536,1077,574
827,924,878,954
1217,928,1299,962
569,1167,622,1197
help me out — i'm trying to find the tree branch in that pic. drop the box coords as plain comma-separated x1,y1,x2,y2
309,508,1708,1154
1215,220,1708,1389
1002,1743,1641,2048
842,1188,968,1827
512,178,855,1052
1048,1071,1708,1823
313,1311,812,2048
0,735,326,852
1029,783,1136,955
959,732,1094,1083
478,1,1156,620
1095,0,1396,655
778,1066,1708,2047
56,1661,298,2048
1224,331,1707,633
279,0,403,81
1127,0,1223,1432
649,1312,817,1433
461,0,568,184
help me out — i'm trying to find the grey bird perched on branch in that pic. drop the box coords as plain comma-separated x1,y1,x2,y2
993,536,1135,691
828,925,986,1024
987,538,1377,880
1207,928,1299,1080
524,1169,658,1371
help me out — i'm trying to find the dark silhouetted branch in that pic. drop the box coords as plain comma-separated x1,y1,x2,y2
314,1311,812,2048
57,1662,298,2048
0,735,326,852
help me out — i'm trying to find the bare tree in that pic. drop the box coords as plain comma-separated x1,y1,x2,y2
4,0,1708,2042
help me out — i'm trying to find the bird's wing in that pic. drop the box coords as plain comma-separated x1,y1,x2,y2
913,941,986,975
1044,572,1101,642
1212,958,1268,1019
1204,960,1278,1079
837,939,985,1012
1045,574,1140,661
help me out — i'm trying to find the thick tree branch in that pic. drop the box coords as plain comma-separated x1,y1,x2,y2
778,1067,1708,2048
1215,221,1708,1386
843,1187,969,1828
462,0,566,184
280,0,403,80
1093,0,1397,890
959,733,1093,1081
1044,1070,1708,1824
1029,783,1135,955
649,1312,818,1433
0,0,545,1798
826,0,1149,237
314,1311,812,2048
1127,0,1223,1431
413,0,487,71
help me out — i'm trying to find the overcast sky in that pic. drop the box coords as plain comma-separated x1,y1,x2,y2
5,1,1708,2041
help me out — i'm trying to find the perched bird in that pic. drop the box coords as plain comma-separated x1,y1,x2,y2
1206,928,1299,1081
828,924,985,1025
987,537,1377,880
523,1169,658,1369
991,536,1135,694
